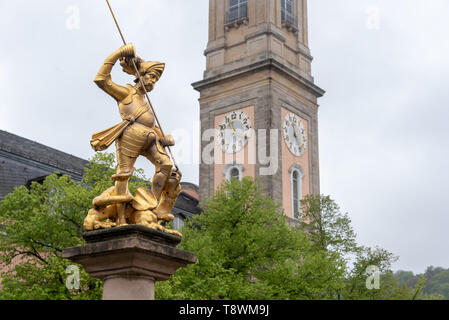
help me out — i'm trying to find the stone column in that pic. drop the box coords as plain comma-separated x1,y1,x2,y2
62,225,197,300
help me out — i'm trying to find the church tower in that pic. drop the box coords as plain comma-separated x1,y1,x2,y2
192,0,324,222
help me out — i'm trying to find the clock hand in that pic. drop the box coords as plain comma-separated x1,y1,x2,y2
229,120,236,134
292,124,301,144
230,121,246,139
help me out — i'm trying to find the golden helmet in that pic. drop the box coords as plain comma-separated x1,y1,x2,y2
120,57,165,82
139,61,165,80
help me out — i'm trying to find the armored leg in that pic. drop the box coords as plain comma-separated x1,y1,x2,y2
114,144,137,226
143,138,175,199
153,169,182,222
143,138,181,221
151,164,172,199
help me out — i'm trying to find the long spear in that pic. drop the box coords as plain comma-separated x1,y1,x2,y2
105,0,179,171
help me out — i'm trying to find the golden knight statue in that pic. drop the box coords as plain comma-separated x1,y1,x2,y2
83,43,182,237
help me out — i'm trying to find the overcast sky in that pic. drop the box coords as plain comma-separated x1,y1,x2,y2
0,0,448,274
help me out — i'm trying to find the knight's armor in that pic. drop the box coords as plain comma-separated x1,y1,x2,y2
91,44,180,226
118,85,154,128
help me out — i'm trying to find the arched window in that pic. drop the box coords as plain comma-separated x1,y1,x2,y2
230,167,240,180
292,170,299,214
223,162,243,181
290,164,305,220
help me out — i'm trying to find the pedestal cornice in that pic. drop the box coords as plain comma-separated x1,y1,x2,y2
63,225,197,282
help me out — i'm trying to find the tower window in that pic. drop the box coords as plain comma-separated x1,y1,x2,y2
281,0,299,32
223,162,243,181
230,167,240,180
290,164,305,220
282,0,293,15
227,0,248,24
292,170,299,213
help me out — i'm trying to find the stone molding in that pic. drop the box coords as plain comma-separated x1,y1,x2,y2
193,57,325,98
63,225,197,300
224,17,249,31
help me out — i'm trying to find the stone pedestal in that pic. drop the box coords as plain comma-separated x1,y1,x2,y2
62,225,197,300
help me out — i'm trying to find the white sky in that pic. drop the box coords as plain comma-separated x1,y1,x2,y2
0,0,448,274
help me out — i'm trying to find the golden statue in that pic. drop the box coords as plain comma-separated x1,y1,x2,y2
84,43,182,237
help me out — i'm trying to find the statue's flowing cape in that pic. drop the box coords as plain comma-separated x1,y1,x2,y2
90,104,149,152
90,120,129,151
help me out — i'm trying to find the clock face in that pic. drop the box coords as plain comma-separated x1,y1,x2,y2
217,111,252,154
283,113,307,157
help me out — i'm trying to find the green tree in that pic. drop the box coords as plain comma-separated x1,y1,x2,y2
1,152,443,300
299,194,439,300
342,246,405,300
299,195,358,257
156,178,346,300
156,182,438,300
0,152,148,300
394,270,418,289
422,266,449,299
394,267,449,300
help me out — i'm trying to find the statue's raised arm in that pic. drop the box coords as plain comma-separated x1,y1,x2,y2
94,43,136,102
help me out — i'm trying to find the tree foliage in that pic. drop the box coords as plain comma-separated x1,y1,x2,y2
0,152,148,300
394,266,449,299
300,195,442,300
156,178,345,300
300,195,358,256
0,154,444,300
157,182,441,300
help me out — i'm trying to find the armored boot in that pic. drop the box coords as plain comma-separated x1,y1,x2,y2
153,170,182,222
112,169,134,226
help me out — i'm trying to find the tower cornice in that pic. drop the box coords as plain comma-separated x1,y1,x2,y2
192,57,325,99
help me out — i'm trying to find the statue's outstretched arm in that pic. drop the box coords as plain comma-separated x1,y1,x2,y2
94,43,136,102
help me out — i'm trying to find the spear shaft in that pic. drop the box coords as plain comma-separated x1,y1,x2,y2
105,0,179,171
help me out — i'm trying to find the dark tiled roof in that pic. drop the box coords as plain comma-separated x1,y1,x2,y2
180,182,199,194
174,191,201,217
0,130,87,176
180,182,200,200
